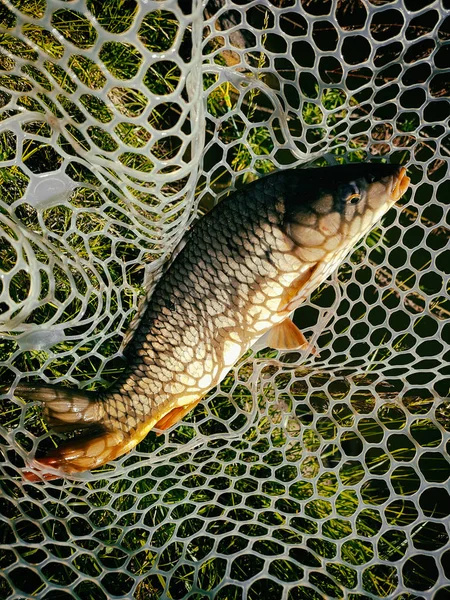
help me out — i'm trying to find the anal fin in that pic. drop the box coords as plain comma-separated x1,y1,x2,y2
154,398,202,434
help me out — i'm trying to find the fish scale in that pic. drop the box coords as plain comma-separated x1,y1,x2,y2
11,163,410,479
111,185,284,415
110,172,357,419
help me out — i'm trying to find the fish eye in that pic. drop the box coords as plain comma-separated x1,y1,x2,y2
347,193,361,205
345,183,361,205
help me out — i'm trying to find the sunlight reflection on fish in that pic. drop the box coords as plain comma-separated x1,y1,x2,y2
10,163,410,480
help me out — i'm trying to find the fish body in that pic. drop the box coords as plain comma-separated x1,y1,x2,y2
13,163,410,479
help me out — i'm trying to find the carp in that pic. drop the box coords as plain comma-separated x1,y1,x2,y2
11,163,410,479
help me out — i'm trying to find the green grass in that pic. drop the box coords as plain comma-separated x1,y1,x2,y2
0,1,449,599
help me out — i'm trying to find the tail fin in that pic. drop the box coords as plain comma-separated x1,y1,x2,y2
12,383,104,432
24,429,126,481
7,382,148,480
8,383,126,481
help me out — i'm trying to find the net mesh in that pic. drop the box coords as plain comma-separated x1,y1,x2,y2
0,0,449,598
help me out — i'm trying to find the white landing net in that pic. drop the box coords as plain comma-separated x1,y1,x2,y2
0,0,449,598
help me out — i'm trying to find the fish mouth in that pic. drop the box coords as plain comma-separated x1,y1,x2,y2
390,166,410,203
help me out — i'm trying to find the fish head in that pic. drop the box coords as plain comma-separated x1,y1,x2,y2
285,163,410,254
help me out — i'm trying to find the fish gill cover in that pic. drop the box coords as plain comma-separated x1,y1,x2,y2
0,0,449,599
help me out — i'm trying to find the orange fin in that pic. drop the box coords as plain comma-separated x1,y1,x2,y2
154,399,202,434
23,466,62,482
23,429,126,480
391,167,410,201
256,318,319,356
278,264,319,313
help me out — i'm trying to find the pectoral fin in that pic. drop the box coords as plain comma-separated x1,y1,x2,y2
254,318,318,356
278,264,319,313
154,398,202,433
